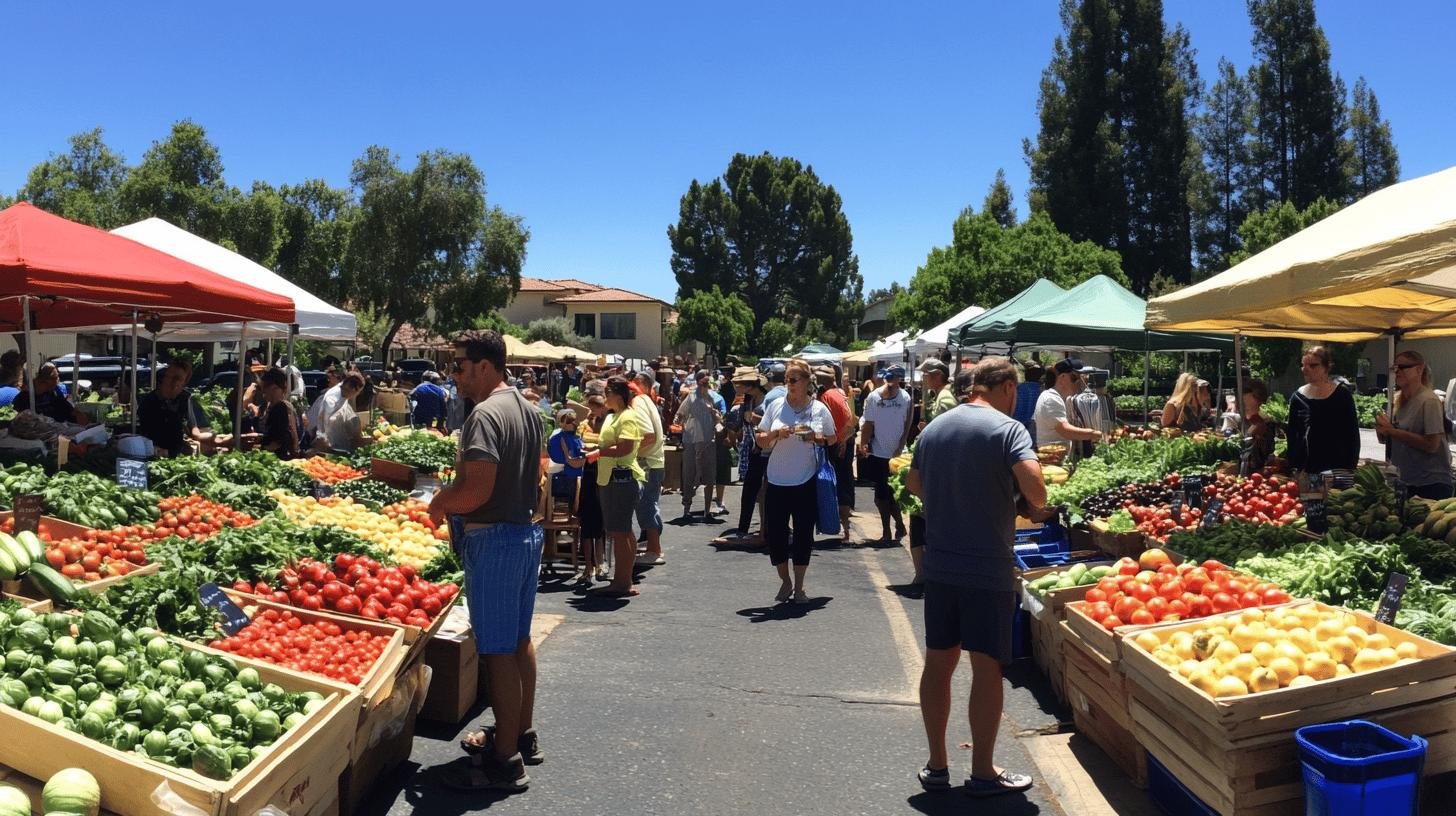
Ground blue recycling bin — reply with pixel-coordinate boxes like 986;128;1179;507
1295;720;1426;816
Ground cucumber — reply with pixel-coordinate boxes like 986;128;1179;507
1088;565;1113;579
25;562;78;606
1067;562;1088;580
0;533;30;574
14;531;43;563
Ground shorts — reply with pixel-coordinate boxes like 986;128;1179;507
600;477;642;534
453;519;544;655
924;581;1015;664
682;441;716;493
715;442;733;485
635;467;664;533
862;455;893;502
909;514;926;549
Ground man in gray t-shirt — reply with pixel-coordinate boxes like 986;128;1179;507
429;331;545;792
906;356;1051;798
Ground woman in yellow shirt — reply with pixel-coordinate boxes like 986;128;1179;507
590;376;645;597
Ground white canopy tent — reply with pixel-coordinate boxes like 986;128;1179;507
905;304;986;358
868;331;909;364
89;218;357;343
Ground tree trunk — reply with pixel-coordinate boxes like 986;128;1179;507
380;320;404;368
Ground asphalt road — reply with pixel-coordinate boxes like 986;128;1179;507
360;484;1078;816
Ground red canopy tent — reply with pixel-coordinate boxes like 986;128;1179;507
0;202;294;330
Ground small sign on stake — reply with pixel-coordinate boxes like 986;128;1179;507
1183;475;1205;509
1375;572;1409;625
199;582;251;635
311;481;335;500
1199;498;1225;528
12;494;43;535
1304;497;1328;534
116;458;149;490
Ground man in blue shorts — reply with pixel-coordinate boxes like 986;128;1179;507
429;330;544;793
907;356;1054;798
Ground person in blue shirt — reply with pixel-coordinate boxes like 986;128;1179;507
1014;362;1044;444
0;350;21;407
410;371;448;429
547;408;587;500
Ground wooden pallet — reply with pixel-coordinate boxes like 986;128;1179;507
222;589;408;710
0;639;359;816
1120;601;1456;815
1031;614;1067;704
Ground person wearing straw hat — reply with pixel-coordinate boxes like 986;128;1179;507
720;368;769;545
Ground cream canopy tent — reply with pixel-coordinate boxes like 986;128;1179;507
1146;165;1456;342
906;304;985;357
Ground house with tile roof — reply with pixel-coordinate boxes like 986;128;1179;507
497;278;690;361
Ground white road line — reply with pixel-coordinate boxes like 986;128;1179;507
858;545;923;699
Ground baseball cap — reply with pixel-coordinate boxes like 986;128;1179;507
918;359;950;377
1053;358;1085;376
884;365;906;380
768;363;786;382
812;365;836;383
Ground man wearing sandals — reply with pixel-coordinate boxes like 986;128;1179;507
429;330;545;793
906;356;1054;798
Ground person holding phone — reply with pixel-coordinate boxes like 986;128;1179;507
756;359;833;604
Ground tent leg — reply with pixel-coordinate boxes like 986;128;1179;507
72;334;80;395
287;324;298;395
1143;333;1151;426
129;310;139;435
149;332;158;390
1234;332;1244;438
1387;334;1397;463
1216;353;1223;422
21;298;35;409
235;323;249;445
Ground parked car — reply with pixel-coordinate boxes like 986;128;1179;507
48;354;155;390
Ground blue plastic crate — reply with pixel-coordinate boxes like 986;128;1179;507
1146;752;1218;816
1296;720;1425;816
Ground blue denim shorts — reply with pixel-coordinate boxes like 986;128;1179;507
451;518;545;654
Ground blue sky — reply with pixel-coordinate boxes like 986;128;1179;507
4;2;1452;304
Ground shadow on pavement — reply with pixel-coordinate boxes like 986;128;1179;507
394;758;525;814
1003;661;1071;722
566;594;632;612
886;582;926;600
735;597;832;622
906;790;1042;815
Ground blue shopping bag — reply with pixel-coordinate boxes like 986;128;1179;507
815;447;840;536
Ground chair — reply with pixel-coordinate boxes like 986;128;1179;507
541;474;581;576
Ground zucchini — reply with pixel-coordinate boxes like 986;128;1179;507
25;562;79;605
0;549;15;581
0;534;29;574
14;531;43;563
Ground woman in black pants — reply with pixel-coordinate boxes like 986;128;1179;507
755;359;834;604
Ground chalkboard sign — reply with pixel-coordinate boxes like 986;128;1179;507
311;481;335;500
11;494;43;535
116;458;149;490
1199;498;1225;528
1305;497;1329;534
199;582;251;635
1182;475;1205;509
1375;572;1409;624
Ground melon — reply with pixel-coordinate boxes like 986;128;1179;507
42;768;100;816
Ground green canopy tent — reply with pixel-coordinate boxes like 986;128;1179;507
952;275;1232;422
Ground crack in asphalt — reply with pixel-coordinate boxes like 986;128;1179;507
711;683;917;709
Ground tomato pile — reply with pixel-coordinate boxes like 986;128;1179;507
1120;473;1304;542
1081;551;1291;630
290;458;366;484
207;607;391;685
234;553;459;628
43;534;147;582
151;495;256;541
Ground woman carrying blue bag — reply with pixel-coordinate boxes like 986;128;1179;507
755;358;834;605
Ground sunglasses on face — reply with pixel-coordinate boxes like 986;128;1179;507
1391;363;1419;372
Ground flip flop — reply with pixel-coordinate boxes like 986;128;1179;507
439;756;529;793
586;586;639;597
966;770;1033;798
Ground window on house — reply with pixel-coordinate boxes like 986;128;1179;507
600;313;636;340
573;314;596;338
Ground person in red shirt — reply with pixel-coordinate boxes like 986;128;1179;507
815;365;857;543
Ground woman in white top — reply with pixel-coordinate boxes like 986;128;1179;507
316;373;369;454
755;358;834;604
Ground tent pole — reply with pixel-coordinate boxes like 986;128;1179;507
149;331;157;389
21;298;35;411
129;310;139;434
1143;332;1151;426
1234;332;1244;438
71;334;80;395
1387;333;1397;463
234;323;249;445
1216;353;1223;424
287;324;297;394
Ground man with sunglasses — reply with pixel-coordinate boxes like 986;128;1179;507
1033;359;1102;457
430;330;544;793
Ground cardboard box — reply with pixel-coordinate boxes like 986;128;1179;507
339;662;428;816
418;628;478;724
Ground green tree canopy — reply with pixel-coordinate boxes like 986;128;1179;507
225;181;285;268
1191;58;1256;275
1026;0;1199;293
344;146;528;360
983;168;1017;228
756;318;797;358
117;120;232;242
891;209;1127;331
273;179;354;304
668;152;864;349
1346;77;1400;199
524;316;594;351
672;286;753;362
18;127;128;228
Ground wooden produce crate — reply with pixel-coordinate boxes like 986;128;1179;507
3;561;159;603
1120;601;1456;815
1087;519;1148;558
230;586;457;658
224;589;409;709
0;510;98;540
1031;613;1067;704
1020;562;1114;621
1063;599;1194;665
3;591;51;612
369;457;416;490
1021;562;1113;704
0;640;358;816
1063;637;1148;789
339;660;429;816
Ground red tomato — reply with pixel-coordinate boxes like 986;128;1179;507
1156;579;1184;600
1201;559;1226;572
1211;592;1239;613
1129;583;1155;603
1113;597;1143;621
1086;601;1113;621
45;548;65;569
1262;588;1290;604
1117;558;1139;577
1096;577;1120;596
1084;588;1109;605
1144;597;1170;619
1130;609;1156;625
335;595;362;615
1238;591;1262;608
1168;599;1190;617
1100;614;1123;631
301;594;324;611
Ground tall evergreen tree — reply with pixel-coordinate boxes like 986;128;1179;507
1026;0;1197;295
983;168;1017;228
1345;77;1400;198
1245;0;1351;208
1191;58;1255;273
17;128;128;228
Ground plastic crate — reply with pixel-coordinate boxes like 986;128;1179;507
1146;752;1218;816
1296;720;1426;816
